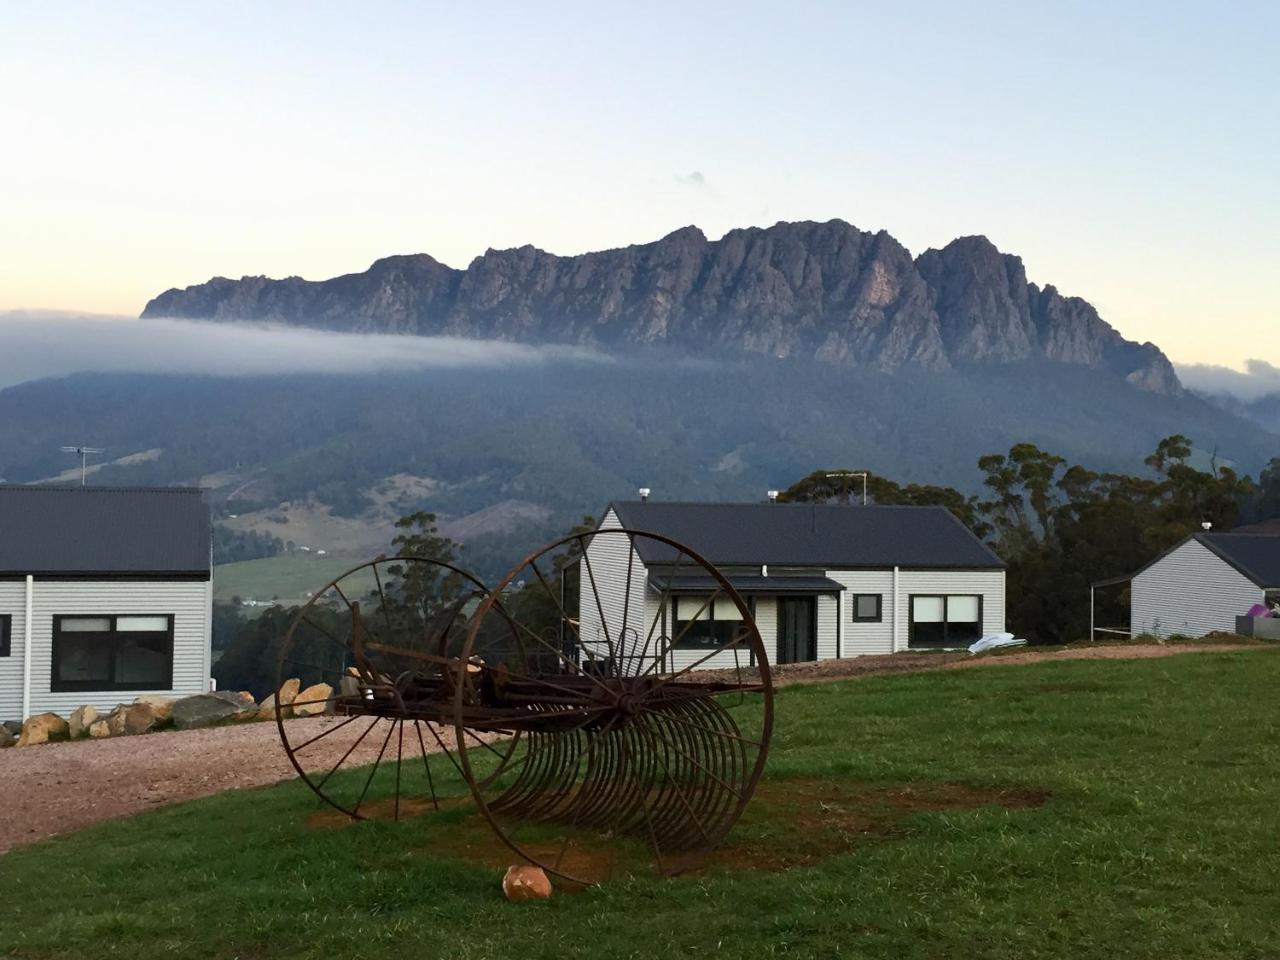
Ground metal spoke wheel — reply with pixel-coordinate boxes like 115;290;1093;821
276;556;522;821
457;528;773;884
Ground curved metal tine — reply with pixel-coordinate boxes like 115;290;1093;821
371;561;398;648
524;555;598;675
551;722;606;872
649;620;756;695
645;715;715;847
629;720;667;875
315;717;381;790
621;532;636;675
634;545;687;677
635;703;765;748
394;720;404;821
640;588;723;680
645;714;747;803
506;615;615;699
577;536;620;677
412;720;440;810
352;718;398;818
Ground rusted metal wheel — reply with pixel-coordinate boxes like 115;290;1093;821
276;556;521;820
456;528;773;884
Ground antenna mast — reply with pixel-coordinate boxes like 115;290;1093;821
59;446;105;486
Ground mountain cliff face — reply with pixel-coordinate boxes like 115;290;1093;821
143;220;1182;394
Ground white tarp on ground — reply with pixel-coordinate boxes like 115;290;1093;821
968;633;1028;655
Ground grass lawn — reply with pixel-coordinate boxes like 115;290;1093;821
3;650;1278;959
213;554;378;609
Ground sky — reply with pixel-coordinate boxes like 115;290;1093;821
1;1;1276;372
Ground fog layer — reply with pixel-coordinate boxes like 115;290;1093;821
0;311;607;388
1175;359;1280;403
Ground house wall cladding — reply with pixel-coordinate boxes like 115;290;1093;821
25;580;211;716
895;569;1006;644
1132;540;1262;638
579;509;651;670
0;580;27;723
827;570;897;656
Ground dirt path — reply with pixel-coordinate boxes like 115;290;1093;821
1;643;1270;855
757;641;1269;687
0;716;477;855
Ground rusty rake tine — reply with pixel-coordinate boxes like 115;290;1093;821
394;720;404;822
412;720;440;811
576;545;621;675
648;626;747;692
635;703;764;747
508;616;614;698
288;713;361;752
622;532;636;672
372;562;397;644
315;717;381;790
353;719;398;818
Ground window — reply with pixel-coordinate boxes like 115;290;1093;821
52;614;174;692
850;594;882;623
0;614;10;657
909;595;982;647
672;595;745;648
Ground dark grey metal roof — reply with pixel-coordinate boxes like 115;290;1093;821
1197;533;1280;589
0;486;210;576
609;501;1003;570
648;574;846;595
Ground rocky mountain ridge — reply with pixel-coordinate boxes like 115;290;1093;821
143;220;1182;394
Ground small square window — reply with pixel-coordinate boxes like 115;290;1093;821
851;594;882;623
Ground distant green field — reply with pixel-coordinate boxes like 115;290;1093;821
3;650;1278;959
213;554;379;609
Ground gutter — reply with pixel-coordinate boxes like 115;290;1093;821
21;574;33;720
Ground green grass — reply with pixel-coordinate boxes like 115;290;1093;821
213;554;378;608
3;651;1279;959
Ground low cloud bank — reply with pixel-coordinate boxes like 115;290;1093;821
1175;358;1280;403
0;311;608;389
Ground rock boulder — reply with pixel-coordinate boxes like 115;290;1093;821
132;696;176;722
124;702;160;735
502;865;552;901
0;726;15;748
88;719;112;738
292;682;334;717
171;693;248;730
69;704;100;739
17;712;69;747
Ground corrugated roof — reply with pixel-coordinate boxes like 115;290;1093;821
0;486;210;576
1197;533;1280;589
648;574;846;594
609;501;1003;569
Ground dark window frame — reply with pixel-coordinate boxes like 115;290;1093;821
0;614;10;657
907;594;984;647
51;613;175;692
850;593;883;623
669;594;753;652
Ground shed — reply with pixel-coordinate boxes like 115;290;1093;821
0;486;212;722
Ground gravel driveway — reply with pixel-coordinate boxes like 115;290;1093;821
0;716;473;855
1;643;1269;855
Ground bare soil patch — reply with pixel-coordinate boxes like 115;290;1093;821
308;777;1049;885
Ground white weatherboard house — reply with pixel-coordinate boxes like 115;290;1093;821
0;486;212;724
1128;532;1280;639
579;501;1006;670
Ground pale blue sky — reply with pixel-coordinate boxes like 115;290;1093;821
2;1;1276;366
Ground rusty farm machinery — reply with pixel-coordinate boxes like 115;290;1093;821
275;528;773;884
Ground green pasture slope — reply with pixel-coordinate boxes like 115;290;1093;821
2;649;1278;959
213;554;378;609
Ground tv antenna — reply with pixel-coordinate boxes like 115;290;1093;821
60;446;104;486
825;471;869;506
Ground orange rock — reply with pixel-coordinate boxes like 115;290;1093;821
502;865;552;902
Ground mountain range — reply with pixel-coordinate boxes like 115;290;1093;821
143;220;1182;395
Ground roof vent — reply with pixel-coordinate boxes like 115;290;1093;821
1202;521;1212;531
638;487;651;502
767;490;779;503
